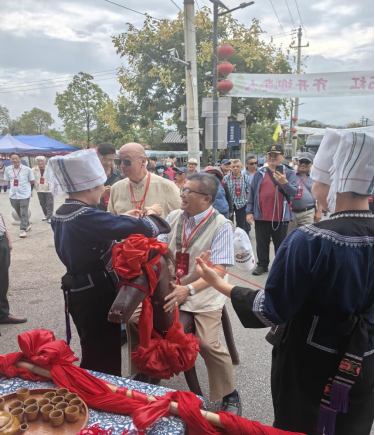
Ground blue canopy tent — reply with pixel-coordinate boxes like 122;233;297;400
9;135;77;153
0;134;53;154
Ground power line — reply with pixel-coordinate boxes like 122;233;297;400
0;70;119;91
269;0;287;38
0;68;118;88
284;0;295;27
0;75;119;94
104;0;165;21
195;0;201;12
263;30;296;39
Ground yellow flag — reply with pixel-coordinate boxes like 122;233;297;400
272;123;281;142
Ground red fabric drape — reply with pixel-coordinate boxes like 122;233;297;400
112;234;200;379
0;329;305;435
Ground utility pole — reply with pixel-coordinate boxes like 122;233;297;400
360;116;369;126
210;0;254;165
184;0;200;169
290;27;309;155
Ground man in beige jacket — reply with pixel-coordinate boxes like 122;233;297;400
128;173;241;415
108;143;181;218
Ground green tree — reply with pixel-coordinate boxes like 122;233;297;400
247;122;276;154
0;105;11;132
112;8;292;139
45;128;66;142
55;72;109;147
19;107;54;134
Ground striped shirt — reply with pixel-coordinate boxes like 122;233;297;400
0;215;6;236
223;173;251;208
158;206;234;266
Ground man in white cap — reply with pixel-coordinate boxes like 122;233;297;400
187;158;198;175
33;156;54;223
108;143;181;218
47;149;170;377
195;129;374;435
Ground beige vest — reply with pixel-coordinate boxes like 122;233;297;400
168;209;230;313
33;167;50;192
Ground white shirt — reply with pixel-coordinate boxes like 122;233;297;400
4;165;35;199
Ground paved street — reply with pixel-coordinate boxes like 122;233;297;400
1;192;276;424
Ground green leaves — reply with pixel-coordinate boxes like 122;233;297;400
55;72;108;147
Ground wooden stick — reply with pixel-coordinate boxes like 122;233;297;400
15;361;224;428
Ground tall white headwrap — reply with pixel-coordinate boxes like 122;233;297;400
46;149;106;197
311;129;374;212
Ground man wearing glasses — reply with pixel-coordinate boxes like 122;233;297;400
288;152;323;232
127;173;241;415
108;143;181;218
244;155;258;183
96;143;122;211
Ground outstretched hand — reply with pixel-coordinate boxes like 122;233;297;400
195;251;221;287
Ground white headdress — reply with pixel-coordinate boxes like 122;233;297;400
311;129;374;212
46;149;106;196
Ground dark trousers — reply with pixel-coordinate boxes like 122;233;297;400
37;192;54;219
0;185;7;193
0;236;10;319
231;204;247;231
10;198;30;231
255;220;289;267
67;276;122;377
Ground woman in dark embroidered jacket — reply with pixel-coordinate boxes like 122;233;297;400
195;131;374;435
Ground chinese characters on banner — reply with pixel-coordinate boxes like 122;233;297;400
227;71;374;98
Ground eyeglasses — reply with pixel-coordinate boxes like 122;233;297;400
299;160;312;165
181;187;208;197
247;162;257;166
114;156;143;166
100;158;115;164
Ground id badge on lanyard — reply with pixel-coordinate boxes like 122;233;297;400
13;179;19;187
175;252;190;276
235;188;242;197
40;177;45;185
103;194;110;207
294;185;303;199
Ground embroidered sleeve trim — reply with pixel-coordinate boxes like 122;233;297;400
143;216;158;238
52;206;90;222
300;225;374;247
252;291;276;327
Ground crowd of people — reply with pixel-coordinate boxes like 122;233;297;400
0;132;373;435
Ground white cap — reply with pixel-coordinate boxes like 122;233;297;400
188;158;198;165
233;227;255;271
46;149;106;194
311;129;342;186
327;131;374;211
312;129;374;212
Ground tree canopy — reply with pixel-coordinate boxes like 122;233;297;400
112;8;292;138
18;107;54;135
55;72;109;147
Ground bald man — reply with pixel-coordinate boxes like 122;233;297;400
108;143;181;218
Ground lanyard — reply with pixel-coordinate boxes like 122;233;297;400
230;173;243;188
181;207;214;252
129;172;151;211
12;165;22;178
298;175;308;187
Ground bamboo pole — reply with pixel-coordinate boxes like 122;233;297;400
15;361;224;428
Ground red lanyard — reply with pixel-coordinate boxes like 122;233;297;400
129;172;151;211
297;175;308;188
181;207;214;251
230;173;243;188
12;165;22;178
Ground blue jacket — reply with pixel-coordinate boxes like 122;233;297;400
246;165;298;222
213;183;230;214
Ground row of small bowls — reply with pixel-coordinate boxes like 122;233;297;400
1;388;83;427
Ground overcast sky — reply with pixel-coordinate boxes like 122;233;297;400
0;0;373;130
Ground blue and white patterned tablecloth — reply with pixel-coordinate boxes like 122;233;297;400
0;371;205;434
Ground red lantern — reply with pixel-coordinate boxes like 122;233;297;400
291;128;298;133
217;80;233;92
292;117;298;122
217;62;234;75
217;45;234;57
